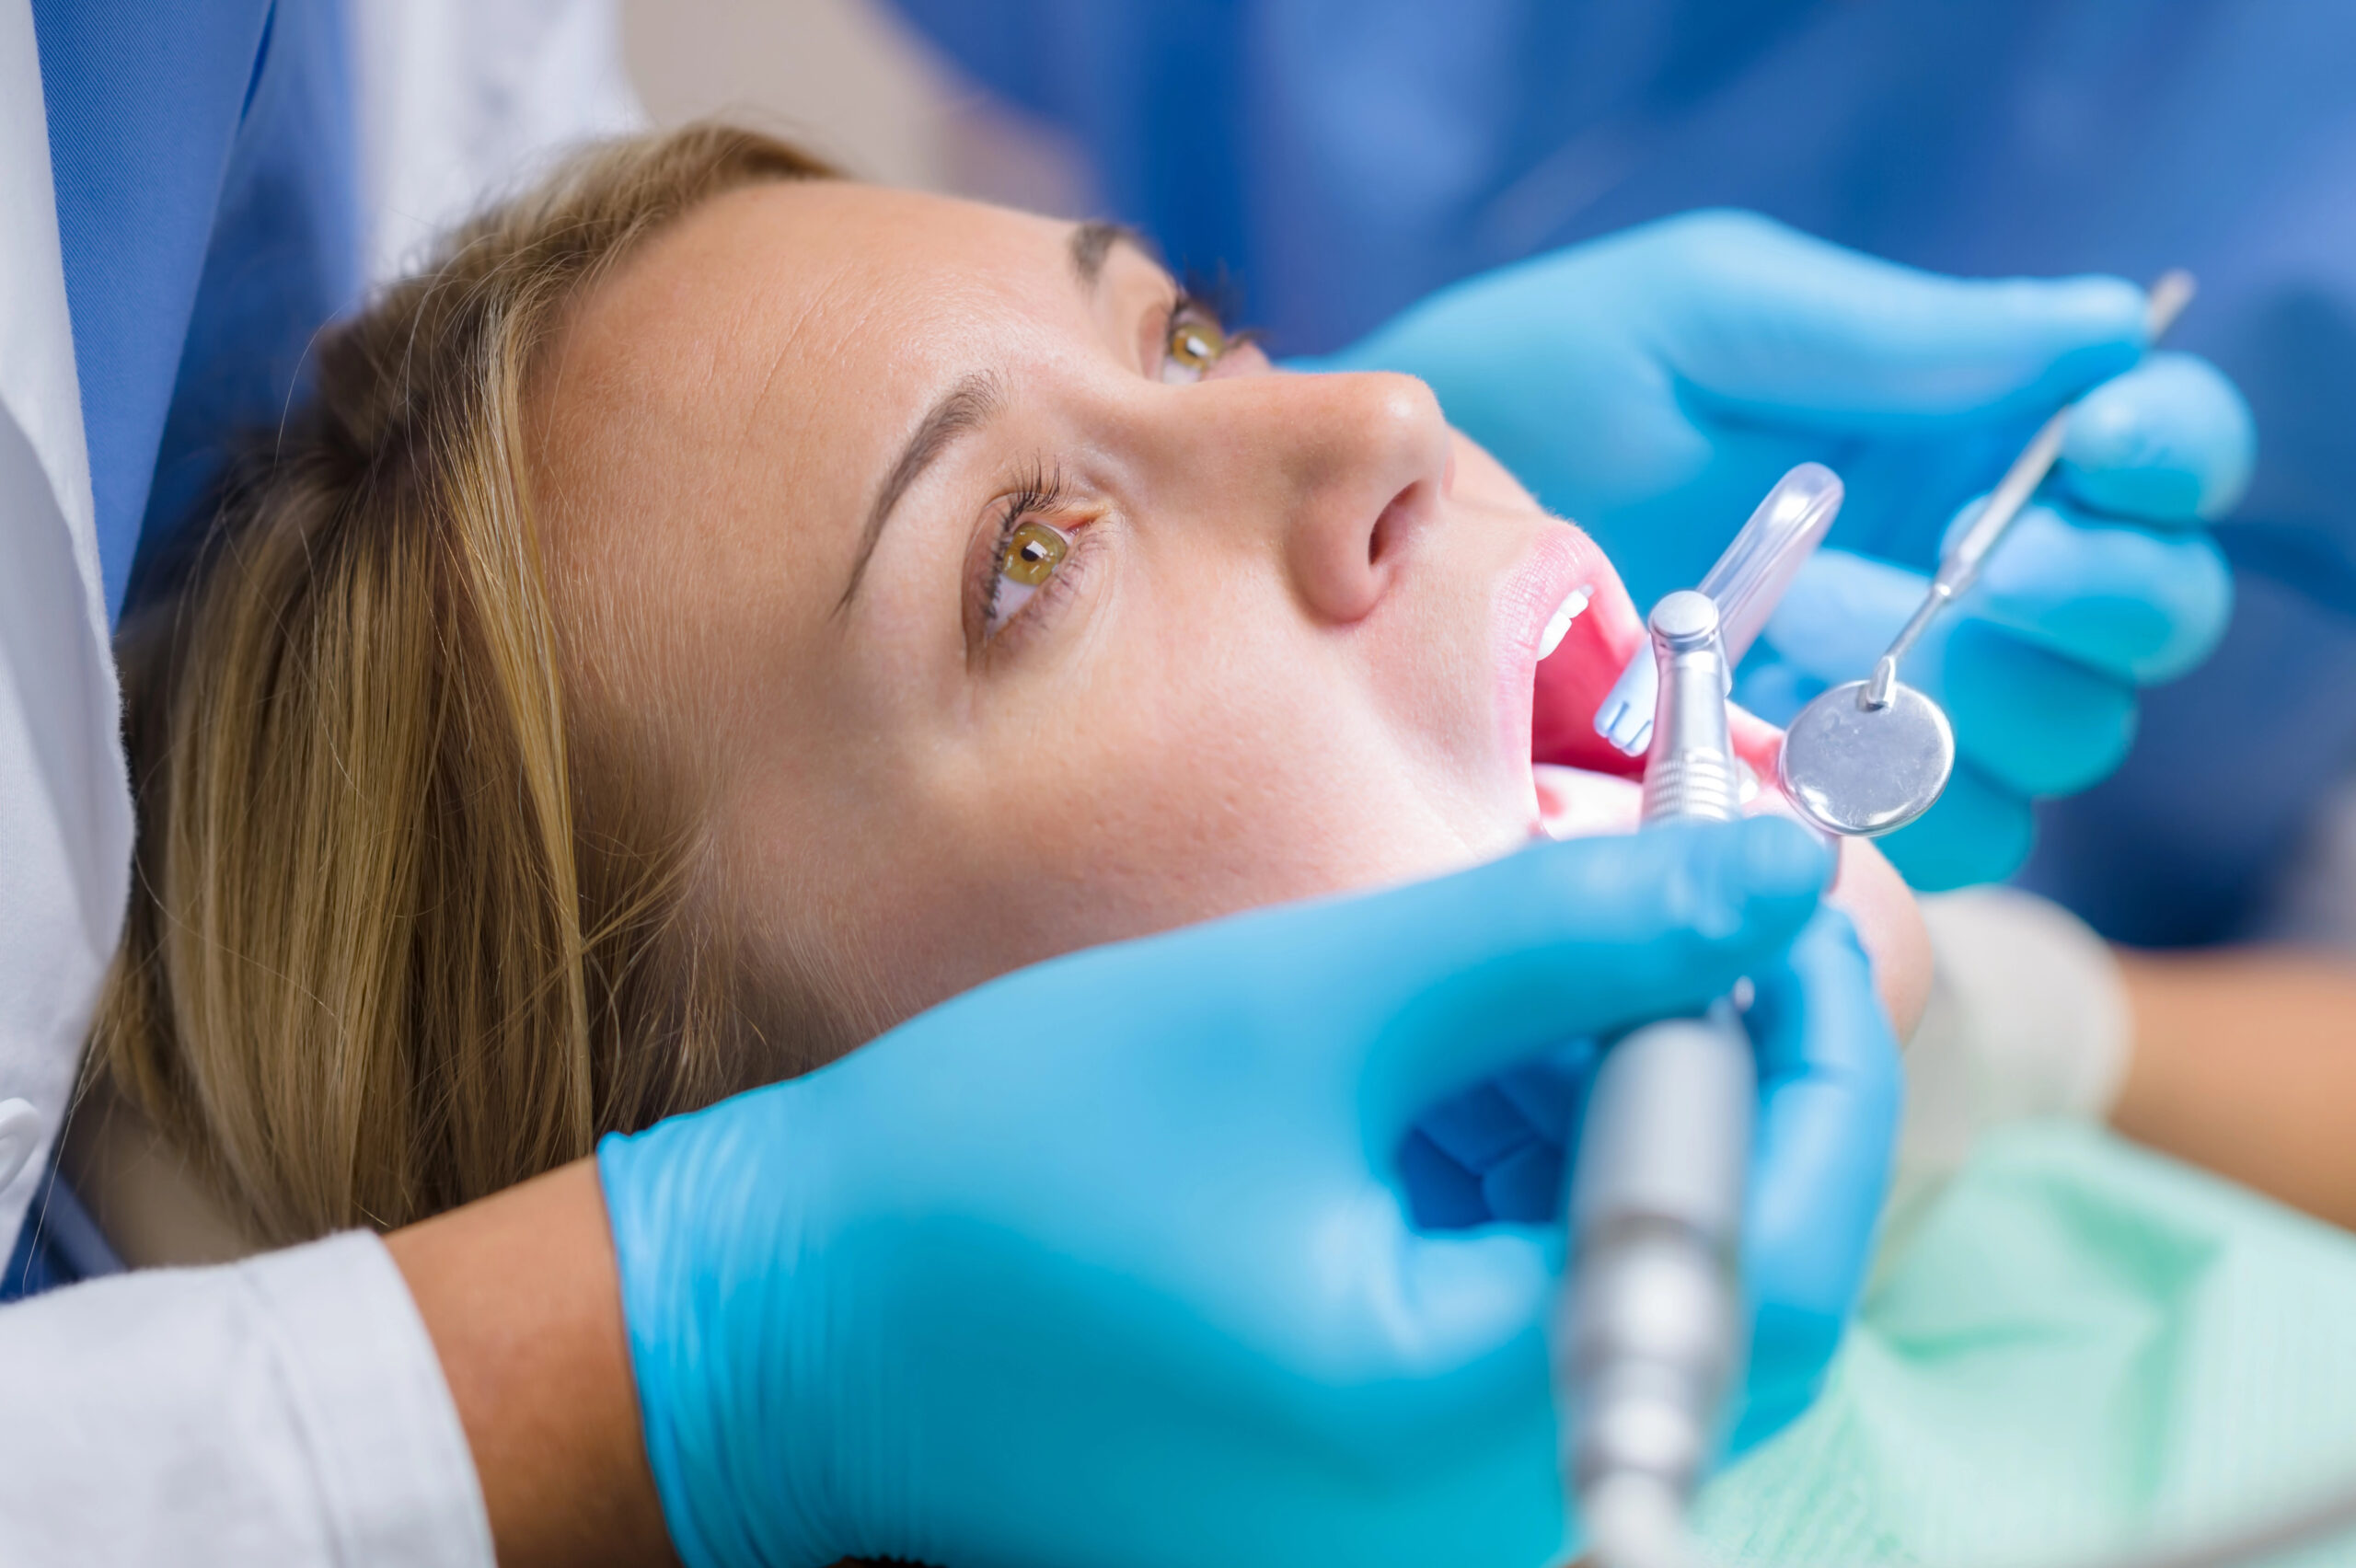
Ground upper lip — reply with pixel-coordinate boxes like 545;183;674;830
1495;522;1646;791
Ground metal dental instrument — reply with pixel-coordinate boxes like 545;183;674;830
1557;584;2356;1568
1778;270;2198;838
1594;463;1846;756
1553;584;2356;1568
1558;588;1754;1568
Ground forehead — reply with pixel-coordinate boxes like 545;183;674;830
524;180;1148;740
545;181;1106;455
528;179;1158;628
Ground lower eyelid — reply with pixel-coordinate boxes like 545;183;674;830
984;515;1099;651
990;575;1045;627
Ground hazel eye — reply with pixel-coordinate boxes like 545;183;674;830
987;517;1071;634
1161;306;1229;383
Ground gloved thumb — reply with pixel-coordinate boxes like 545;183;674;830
1340;817;1828;1154
1656;211;2146;432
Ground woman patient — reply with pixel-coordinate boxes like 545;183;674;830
88;123;1925;1249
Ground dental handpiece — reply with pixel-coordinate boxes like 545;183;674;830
1593;463;1845;756
1556;590;1755;1568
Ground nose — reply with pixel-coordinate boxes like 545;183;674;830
1192;370;1456;624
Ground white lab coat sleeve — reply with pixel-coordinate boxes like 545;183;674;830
1896;884;2132;1193
0;0;134;1255
0;1232;495;1566
0;8;495;1562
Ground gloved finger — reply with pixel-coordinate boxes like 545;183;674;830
2060;352;2257;525
1730;646;1827;730
1877;761;2036;892
1762;547;1940;687
1406;1082;1553;1229
1948;498;2233;684
1402;917;1900;1458
1764;532;2210;797
1346;819;1826;1156
1399;1126;1497;1229
1375;1233;1568;1564
1483;1042;1597;1220
1657;211;2144;433
1402;1039;1600;1228
1416;1081;1550;1183
1735;911;1903;1449
1392;1225;1565;1372
1942;621;2137;798
1771;511;2230;694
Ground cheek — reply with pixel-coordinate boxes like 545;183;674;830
1750;791;1928;1039
906;638;1506;993
969;694;1444;933
1826;836;1932;1041
1449;428;1541;512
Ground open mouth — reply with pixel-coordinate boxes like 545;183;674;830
1530;585;1651;780
1496;522;1649;797
1502;522;1790;840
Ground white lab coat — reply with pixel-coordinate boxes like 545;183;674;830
0;1;637;1559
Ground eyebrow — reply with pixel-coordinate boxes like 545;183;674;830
834;224;1144;616
837;370;1005;614
1068;219;1141;290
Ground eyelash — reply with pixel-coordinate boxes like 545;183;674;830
1175;271;1247;338
1161;287;1252;383
968;290;1249;653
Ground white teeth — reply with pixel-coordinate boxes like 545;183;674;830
1537;584;1593;661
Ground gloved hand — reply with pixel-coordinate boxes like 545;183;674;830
598;819;1897;1568
1320;210;2257;889
1404;907;1903;1454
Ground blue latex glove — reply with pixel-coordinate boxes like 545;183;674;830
1320;211;2256;890
599;819;1896;1568
1405;908;1900;1455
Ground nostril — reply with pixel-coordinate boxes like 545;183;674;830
1368;482;1421;568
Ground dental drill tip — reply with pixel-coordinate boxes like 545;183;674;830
1648;589;1721;646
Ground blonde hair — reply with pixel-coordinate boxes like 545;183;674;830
94;124;837;1245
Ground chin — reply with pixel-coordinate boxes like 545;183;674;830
1530;757;1931;1042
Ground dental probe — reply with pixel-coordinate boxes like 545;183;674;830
1862;269;2196;712
1557;589;1754;1568
1778;270;2197;837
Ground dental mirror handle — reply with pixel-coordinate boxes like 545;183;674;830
1560;592;1753;1568
1864;270;2196;709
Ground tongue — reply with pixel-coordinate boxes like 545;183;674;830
1530;579;1648;780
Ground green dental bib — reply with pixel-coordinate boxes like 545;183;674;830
1696;1124;2356;1567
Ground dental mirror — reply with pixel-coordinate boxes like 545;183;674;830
1778;268;2197;839
1777;657;1956;837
